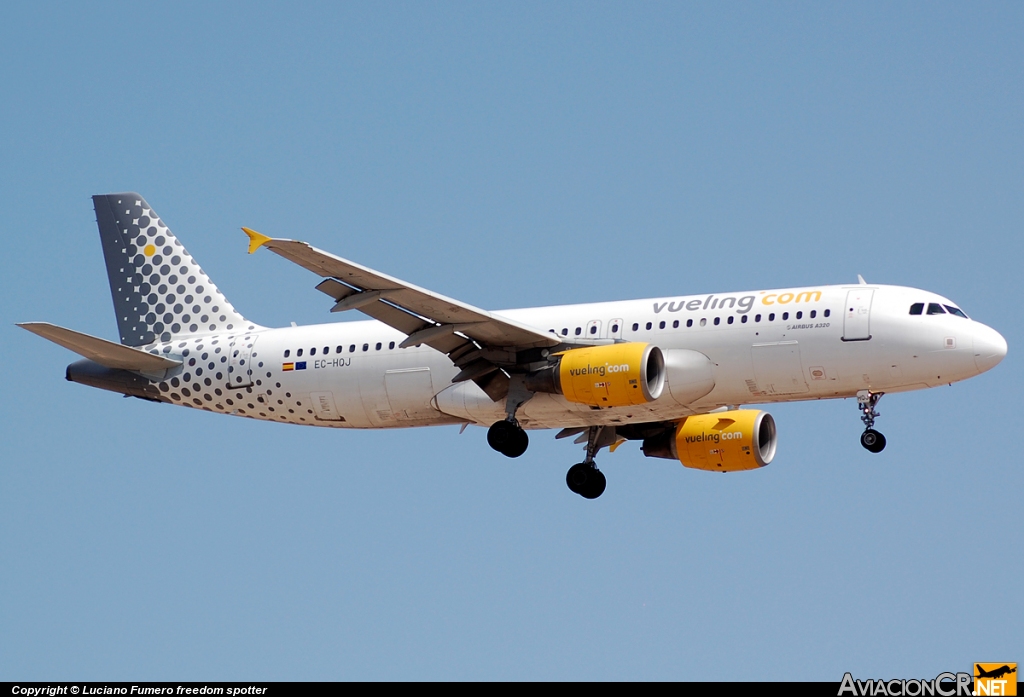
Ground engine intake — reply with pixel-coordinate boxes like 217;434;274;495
524;342;665;407
642;410;777;472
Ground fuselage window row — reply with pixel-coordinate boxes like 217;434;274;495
626;308;830;333
554;306;833;341
283;340;399;358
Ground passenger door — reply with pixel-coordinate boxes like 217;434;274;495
227;334;258;388
843;289;874;341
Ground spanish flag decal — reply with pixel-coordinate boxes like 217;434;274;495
282;363;294;371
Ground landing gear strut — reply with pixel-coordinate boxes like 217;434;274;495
487;376;532;458
565;426;608;499
857;390;886;453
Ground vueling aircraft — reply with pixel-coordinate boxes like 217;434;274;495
20;193;1008;499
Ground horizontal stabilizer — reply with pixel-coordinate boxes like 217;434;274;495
17;322;182;372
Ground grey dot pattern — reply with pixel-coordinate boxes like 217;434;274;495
93;193;254;347
153;337;328;427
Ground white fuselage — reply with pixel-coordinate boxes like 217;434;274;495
148;283;1006;431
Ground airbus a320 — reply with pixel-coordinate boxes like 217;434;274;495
20;193;1008;499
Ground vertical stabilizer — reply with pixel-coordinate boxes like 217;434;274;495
93;193;256;346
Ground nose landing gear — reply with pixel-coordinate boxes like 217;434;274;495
857;390;886;453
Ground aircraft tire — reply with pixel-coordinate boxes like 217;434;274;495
860;429;886;453
487;420;528;458
581;469;606;499
566;463;606;499
504;428;529;458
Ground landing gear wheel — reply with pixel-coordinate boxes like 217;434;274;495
860;429;886;453
487;420;529;458
566;463;606;499
505;428;529;458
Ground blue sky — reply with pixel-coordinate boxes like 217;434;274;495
1;2;1020;680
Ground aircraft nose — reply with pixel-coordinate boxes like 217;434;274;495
973;323;1008;373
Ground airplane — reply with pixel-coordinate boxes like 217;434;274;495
19;193;1008;499
975;665;1016;680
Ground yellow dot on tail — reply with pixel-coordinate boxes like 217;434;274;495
143;244;156;257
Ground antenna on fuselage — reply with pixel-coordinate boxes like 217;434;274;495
857;274;867;285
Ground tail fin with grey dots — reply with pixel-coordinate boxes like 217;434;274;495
93;193;259;346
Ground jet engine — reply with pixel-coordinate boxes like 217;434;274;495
524;342;665;408
641;410;777;472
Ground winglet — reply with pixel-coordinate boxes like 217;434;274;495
242;227;272;254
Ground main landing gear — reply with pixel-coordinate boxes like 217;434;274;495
485;377;609;499
487;419;529;458
565;426;614;499
857;390;886;453
487;375;532;458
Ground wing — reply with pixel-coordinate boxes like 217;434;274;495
243;229;561;400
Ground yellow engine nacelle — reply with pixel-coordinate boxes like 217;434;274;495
642;410;777;472
526;343;665;407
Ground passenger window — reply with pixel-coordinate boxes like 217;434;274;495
909;303;924;315
362;343;369;351
349;344;356;353
389;341;395;349
927;303;946;315
284;349;290;358
944;305;968;318
632;323;639;331
336;346;342;354
611;323;619;333
590;325;597;334
824;309;831;318
310;347;317;356
700;318;707;326
810;310;816;319
755;314;761;322
645;322;652;330
561;328;568;336
727;316;734;325
796;311;802;319
672;320;679;328
575;327;582;336
769;313;775;321
686;319;693;328
323;346;329;355
297;348;303;357
782;312;789;320
376;342;382;350
741;315;748;323
659;321;665;329
713;317;720;326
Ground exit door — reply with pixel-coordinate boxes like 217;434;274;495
843;289;874;341
227;334;258;388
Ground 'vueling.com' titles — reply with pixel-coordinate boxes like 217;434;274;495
653;290;823;315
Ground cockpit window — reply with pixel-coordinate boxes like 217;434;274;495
927;303;946;315
909;303;924;315
944;305;968;318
